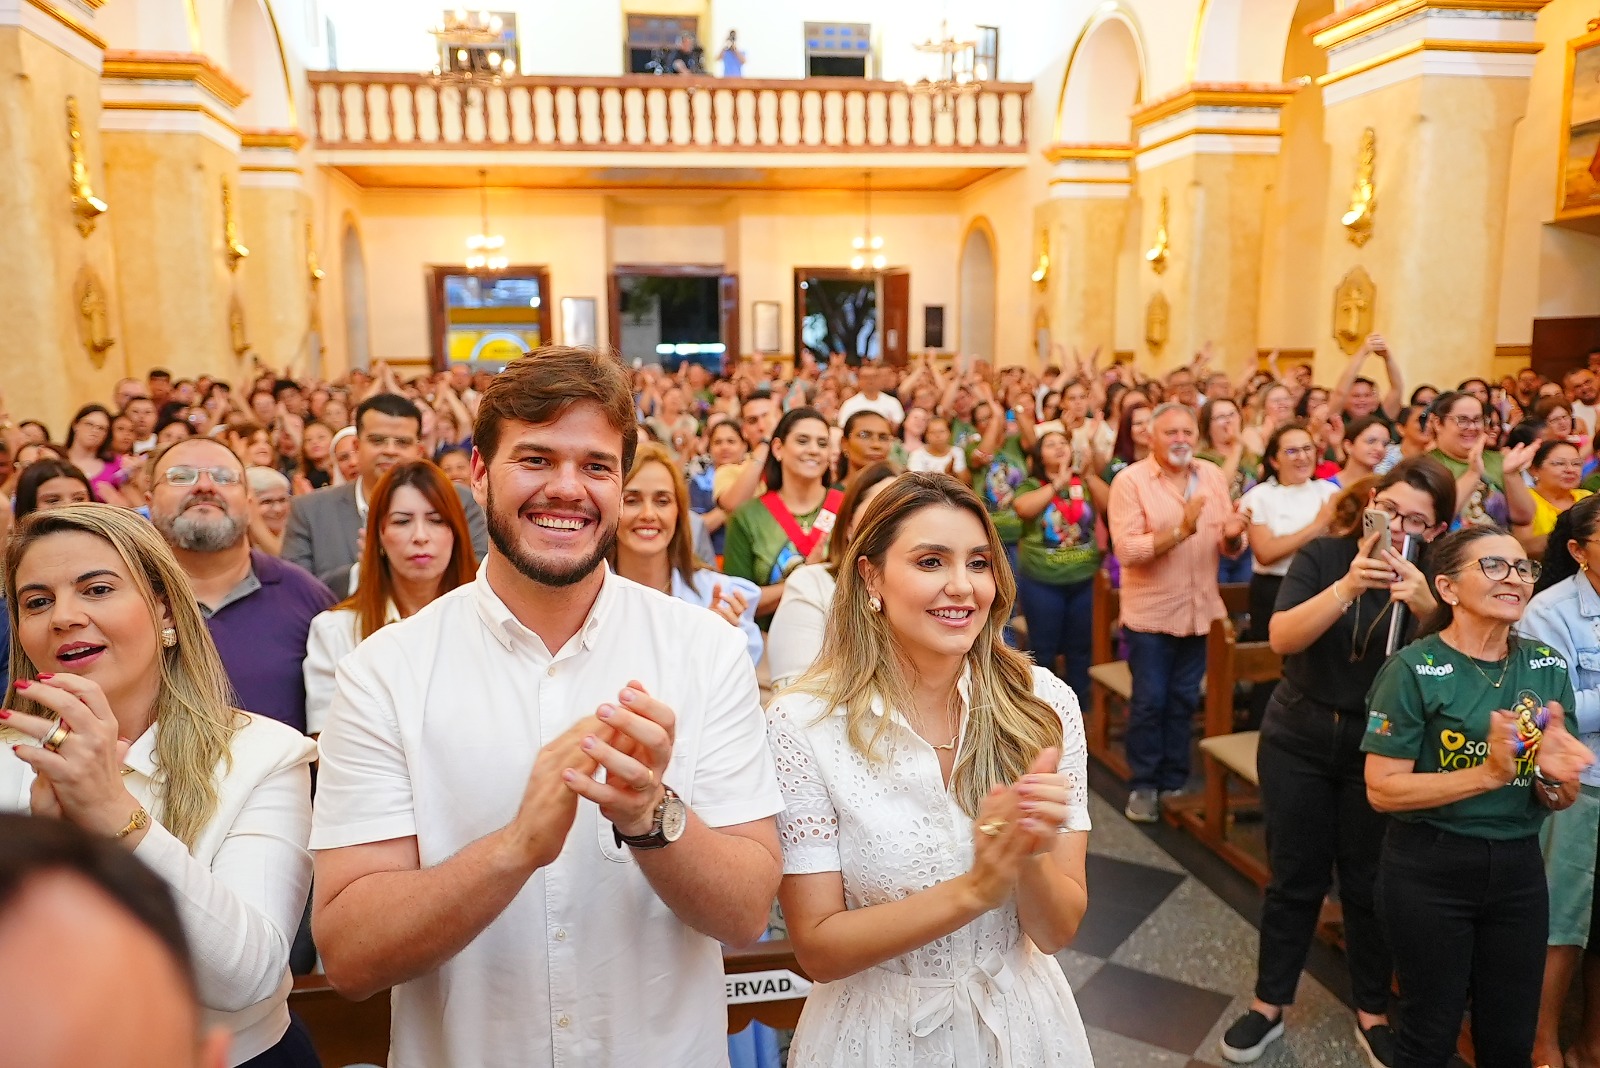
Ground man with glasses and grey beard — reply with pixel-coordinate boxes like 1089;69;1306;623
149;436;334;734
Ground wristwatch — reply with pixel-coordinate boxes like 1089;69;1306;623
613;786;687;850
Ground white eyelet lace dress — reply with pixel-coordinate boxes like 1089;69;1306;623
767;666;1095;1068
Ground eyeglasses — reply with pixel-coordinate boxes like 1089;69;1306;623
1444;415;1483;430
362;434;418;450
161;465;241;487
853;430;894;444
1473;556;1541;583
1369;498;1433;535
1279;444;1318;460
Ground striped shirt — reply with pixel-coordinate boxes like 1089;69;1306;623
1109;456;1237;636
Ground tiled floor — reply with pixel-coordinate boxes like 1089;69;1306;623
1062;791;1379;1067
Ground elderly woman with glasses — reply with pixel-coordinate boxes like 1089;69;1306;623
1362;527;1594;1065
1427;390;1538;530
1220;458;1455;1063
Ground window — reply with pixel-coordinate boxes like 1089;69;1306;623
428;269;550;370
975;25;998;81
626;14;700;75
437;10;518;78
804;22;871;78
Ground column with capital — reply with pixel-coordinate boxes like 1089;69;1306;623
1308;0;1546;388
1129;84;1296;377
1036;143;1136;360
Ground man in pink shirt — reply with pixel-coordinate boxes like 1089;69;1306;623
1109;403;1248;823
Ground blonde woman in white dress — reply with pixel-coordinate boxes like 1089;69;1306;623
768;472;1094;1067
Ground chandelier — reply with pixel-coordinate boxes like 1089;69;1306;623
429;9;516;85
466;169;507;271
905;19;984;113
850;172;886;272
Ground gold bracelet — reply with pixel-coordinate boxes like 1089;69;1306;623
112;806;150;840
1331;580;1355;612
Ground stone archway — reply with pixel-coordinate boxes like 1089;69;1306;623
225;0;295;129
1187;0;1306;84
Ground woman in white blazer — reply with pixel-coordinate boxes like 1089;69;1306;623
302;461;479;737
0;504;320;1068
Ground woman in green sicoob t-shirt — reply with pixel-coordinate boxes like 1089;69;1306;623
1362;527;1593;1065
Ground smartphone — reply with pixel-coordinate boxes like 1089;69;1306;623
1362;508;1392;557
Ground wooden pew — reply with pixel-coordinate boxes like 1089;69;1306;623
289;942;813;1065
1087;576;1251;782
1169;612;1281;887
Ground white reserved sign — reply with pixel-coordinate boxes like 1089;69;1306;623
724;968;812;1005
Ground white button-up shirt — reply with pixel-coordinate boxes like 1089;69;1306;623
1;713;316;1066
310;565;784;1068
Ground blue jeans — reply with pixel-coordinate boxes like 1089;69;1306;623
1015;572;1093;709
1123;629;1208;792
1218;552;1252;585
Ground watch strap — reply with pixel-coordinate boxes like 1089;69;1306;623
613;787;678;850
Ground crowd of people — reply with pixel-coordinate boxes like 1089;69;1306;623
3;338;1600;1068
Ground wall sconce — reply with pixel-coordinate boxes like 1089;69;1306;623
76;268;115;364
1341;128;1376;248
1145;192;1169;275
1031;230;1050;289
229;296;251;358
222;179;249;271
66;98;108;237
306;221;325;286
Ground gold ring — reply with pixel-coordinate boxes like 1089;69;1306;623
977;818;1006;837
41;722;71;754
635;768;655;792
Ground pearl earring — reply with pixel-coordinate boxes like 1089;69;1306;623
868;596;882;612
160;627;178;649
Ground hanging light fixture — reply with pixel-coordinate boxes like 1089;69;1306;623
429;9;517;86
905;16;984;113
850;171;886;272
466;169;507;271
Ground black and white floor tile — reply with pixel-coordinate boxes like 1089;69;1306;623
1062;791;1377;1066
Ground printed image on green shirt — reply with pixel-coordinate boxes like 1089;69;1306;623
1016;477;1101;586
723;498;824;590
1362;633;1575;840
966;434;1028;545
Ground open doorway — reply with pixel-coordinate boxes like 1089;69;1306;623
793;267;909;367
609;265;738;372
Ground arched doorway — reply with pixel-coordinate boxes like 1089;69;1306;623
342;221;371;372
959;221;997;361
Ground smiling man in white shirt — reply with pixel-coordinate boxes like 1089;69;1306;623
309;346;783;1068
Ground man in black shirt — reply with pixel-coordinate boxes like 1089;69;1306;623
672;32;704;74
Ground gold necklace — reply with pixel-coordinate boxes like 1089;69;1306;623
1465;655;1512;689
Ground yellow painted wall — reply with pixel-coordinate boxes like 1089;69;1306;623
0;29;127;434
1498;0;1600;345
237;184;315;375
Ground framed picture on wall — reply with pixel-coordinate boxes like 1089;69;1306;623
924;305;946;350
753;300;781;353
561;297;597;348
1559;25;1600;219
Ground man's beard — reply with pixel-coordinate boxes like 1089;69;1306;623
1165;445;1193;468
156;497;245;553
486;483;617;589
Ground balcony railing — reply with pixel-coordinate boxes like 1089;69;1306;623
309;72;1030;153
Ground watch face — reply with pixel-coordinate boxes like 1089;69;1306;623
660;793;688;842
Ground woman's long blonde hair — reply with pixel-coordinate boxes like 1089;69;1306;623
5;505;241;848
609;441;706;590
791;473;1063;818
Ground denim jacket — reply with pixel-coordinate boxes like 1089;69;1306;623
1519;573;1600;787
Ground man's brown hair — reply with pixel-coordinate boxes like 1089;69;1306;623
473;347;638;472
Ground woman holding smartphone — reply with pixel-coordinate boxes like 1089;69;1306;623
1221;458;1455;1064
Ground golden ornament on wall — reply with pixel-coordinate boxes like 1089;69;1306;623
1146;291;1170;354
1341;128;1376;248
1031;230;1050;289
229;295;252;359
66;98;108;237
74;267;115;365
222;179;249;271
1145;192;1170;275
1332;266;1376;355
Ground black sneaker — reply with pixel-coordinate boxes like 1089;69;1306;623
1219;1009;1284;1063
1355;1020;1396;1068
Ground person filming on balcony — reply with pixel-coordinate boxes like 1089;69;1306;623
718;30;745;77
